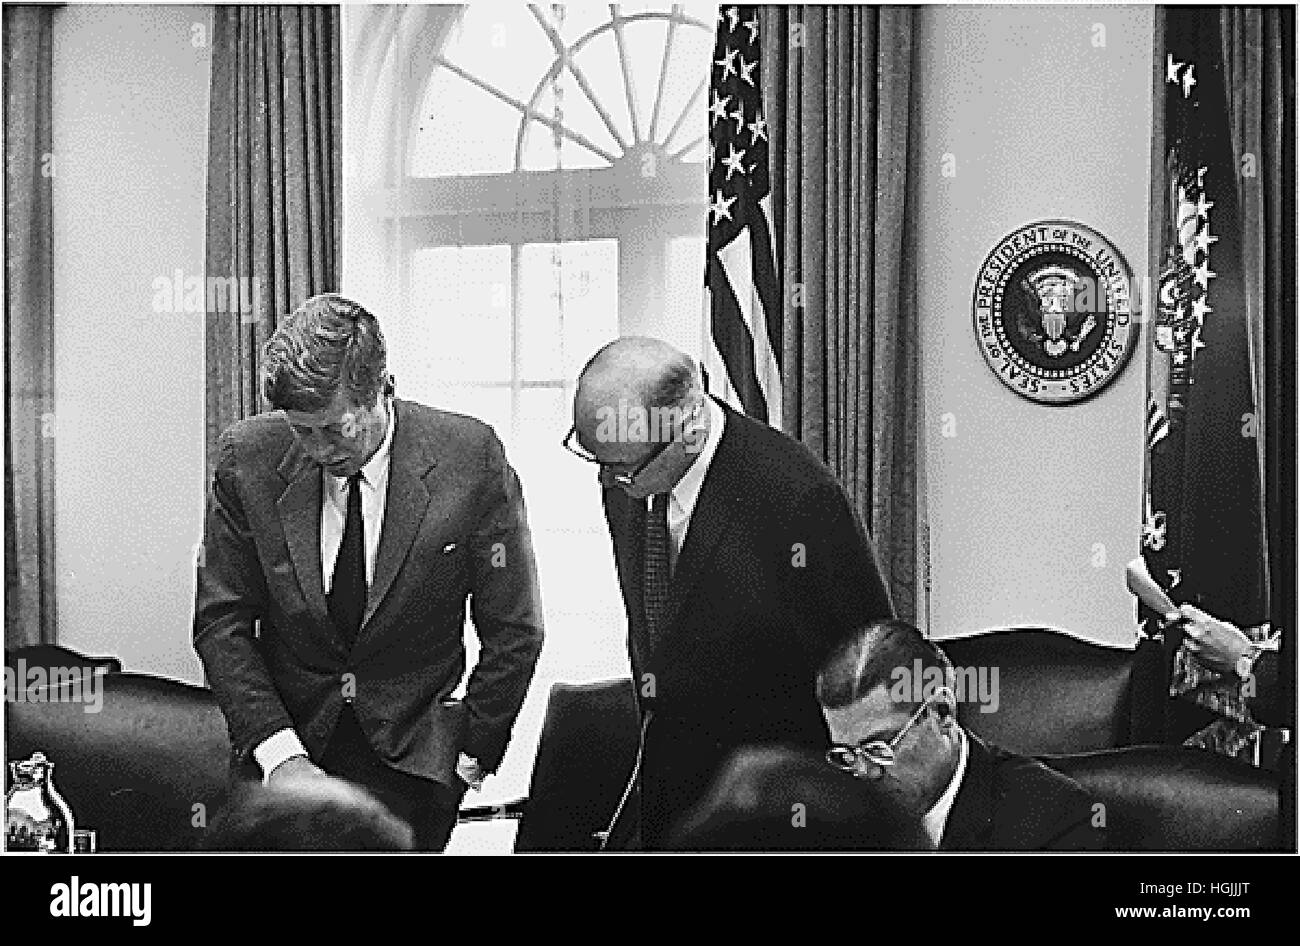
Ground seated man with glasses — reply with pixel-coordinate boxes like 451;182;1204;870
817;620;1105;850
566;336;895;849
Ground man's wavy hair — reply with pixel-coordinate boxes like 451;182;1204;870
261;294;391;413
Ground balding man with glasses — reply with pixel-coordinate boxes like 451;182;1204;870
565;336;894;849
817;620;1105;850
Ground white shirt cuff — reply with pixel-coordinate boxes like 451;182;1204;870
455;752;485;790
253;729;309;783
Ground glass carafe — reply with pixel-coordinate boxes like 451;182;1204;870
5;752;75;853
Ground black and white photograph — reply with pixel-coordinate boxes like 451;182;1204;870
2;0;1295;896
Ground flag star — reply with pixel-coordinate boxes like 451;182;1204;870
1174;326;1189;343
1196;191;1213;218
730;105;746;134
1193;260;1216;290
708;90;731;126
1194;228;1218;254
726;6;740;31
1196;166;1208;187
722;142;747;181
715;46;738;81
1191;326;1206;352
738;55;757;86
1173;350;1188;365
1191;296;1211;322
748;111;768;144
743;15;760;44
1168;569;1182;587
709;188;737;224
1166;54;1184;84
1181;63;1196;98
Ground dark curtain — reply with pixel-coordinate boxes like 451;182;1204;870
4;5;57;648
759;6;919;622
1232;1;1296;836
205;4;342;476
1143;7;1293;776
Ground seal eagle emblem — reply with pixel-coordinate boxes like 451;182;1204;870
973;220;1137;404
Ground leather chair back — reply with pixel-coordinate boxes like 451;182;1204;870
5;672;231;851
513;679;639;851
6;643;122;675
939;628;1165;755
1045;746;1279;850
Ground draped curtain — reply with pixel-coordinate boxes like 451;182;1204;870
1144;6;1294;770
4;4;57;648
1228;7;1296;758
205;4;342;475
759;6;919;622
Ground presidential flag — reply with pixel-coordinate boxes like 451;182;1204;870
1141;8;1277;765
703;4;782;428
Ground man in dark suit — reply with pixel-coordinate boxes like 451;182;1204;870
565;337;894;849
194;294;544;851
817;620;1105;850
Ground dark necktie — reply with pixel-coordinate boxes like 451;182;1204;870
328;473;366;648
642;492;671;656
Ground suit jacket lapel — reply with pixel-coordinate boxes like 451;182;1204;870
362;400;437;631
276;442;331;627
940;732;994;850
659;410;742;635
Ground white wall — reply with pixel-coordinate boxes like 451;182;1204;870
915;5;1153;646
51;5;212;683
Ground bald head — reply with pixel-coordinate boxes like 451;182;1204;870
575;337;699;427
568;337;710;497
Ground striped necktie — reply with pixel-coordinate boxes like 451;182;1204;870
642;492;672;655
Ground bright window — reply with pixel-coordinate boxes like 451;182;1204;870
343;3;716;843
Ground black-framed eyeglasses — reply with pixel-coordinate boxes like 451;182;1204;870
562;426;674;489
825;687;954;776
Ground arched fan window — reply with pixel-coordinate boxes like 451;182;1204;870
343;2;715;844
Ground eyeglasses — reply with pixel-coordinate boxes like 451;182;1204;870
825;687;953;776
561;427;673;489
562;401;703;489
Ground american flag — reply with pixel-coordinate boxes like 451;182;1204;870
1141;9;1275;766
703;4;782;428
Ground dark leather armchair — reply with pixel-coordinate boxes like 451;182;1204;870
6;643;123;676
939;628;1166;755
5;672;230;851
510;680;641;851
1046;746;1279;850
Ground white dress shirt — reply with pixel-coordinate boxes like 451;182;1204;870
922;727;969;848
661;395;726;568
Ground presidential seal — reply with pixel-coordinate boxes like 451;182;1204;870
973;220;1137;404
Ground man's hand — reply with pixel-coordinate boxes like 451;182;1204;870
266;754;328;784
1178;603;1253;677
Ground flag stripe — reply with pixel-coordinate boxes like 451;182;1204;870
750;193;782;371
717;220;782;429
708;255;769;419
